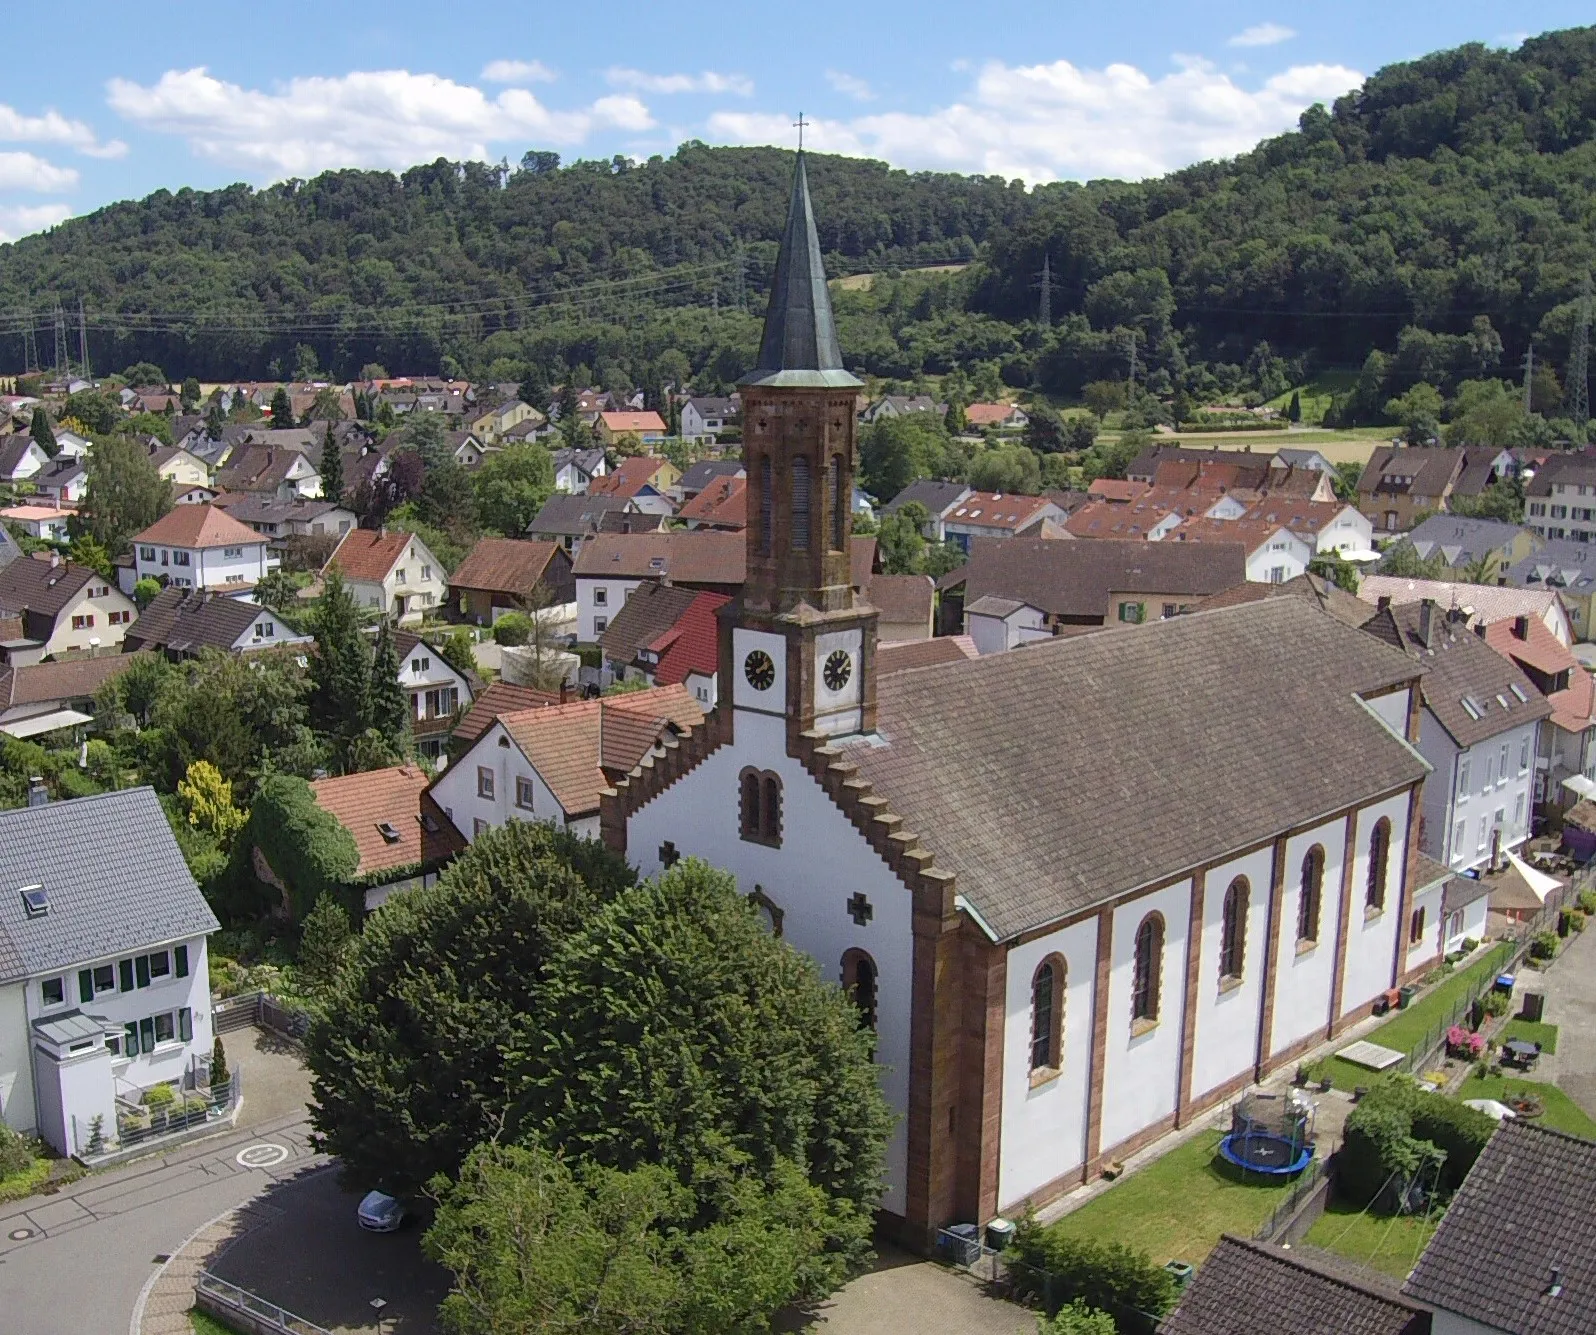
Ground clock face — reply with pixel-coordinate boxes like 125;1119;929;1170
744;649;776;691
823;649;853;692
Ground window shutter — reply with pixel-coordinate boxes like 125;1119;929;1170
79;969;94;1004
119;959;134;992
124;1022;139;1057
179;1008;193;1042
135;955;151;988
140;1017;155;1051
174;945;189;978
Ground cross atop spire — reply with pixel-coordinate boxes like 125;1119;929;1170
744;151;862;389
793;111;808;150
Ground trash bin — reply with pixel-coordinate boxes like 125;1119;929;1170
940;1223;981;1268
1164;1260;1195;1291
1399;985;1417;1009
985;1217;1016;1253
1522;991;1546;1022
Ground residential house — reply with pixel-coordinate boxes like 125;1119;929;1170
213;446;320;501
961;402;1028;431
572;530;745;641
595;508;669;537
549;447;609;495
1171;517;1316;584
1404;1120;1596;1335
1363;599;1550;869
448;537;575;625
0;435;50;483
146;445;211;491
1085;478;1150;504
49;430;90;462
598;582;701;683
309;764;465;911
171;483;219;507
0;555;138;658
1357;577;1574;645
862;394;943;423
677;459;746;502
595;410;667;445
1505;539;1596;641
965;595;1050;654
677;474;747;530
211;495;357;548
881;480;971;543
1268;447;1338;477
1237;498;1375;558
0;787;219;1155
469;398;542;443
1483;613;1596;814
1523;450;1596;543
866;574;934;642
1407;514;1540;579
131;506;274;593
939;537;1247;635
432;685;705;841
942;491;1071;552
1439;873;1491;955
1355;445;1513;534
1160;1235;1431;1335
1125;444;1279;487
679;395;739;440
600;587;729;705
0;505;72;542
0;653;145;738
527;493;645;552
449;680;563;754
587;455;681;514
121;587;310;659
33;459;87;507
394;630;475;759
1196;571;1376;629
324;528;447;625
441;430;491;469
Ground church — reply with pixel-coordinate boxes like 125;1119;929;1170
600;154;1435;1247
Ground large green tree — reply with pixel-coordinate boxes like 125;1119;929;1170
319;432;344;502
308;567;371;749
73;432;172;555
28;406;55;456
858;414;955;502
269;386;294;425
473;444;555;536
362;619;410;756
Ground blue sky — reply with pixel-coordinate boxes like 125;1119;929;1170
0;2;1587;241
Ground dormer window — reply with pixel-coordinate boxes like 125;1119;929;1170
20;885;47;917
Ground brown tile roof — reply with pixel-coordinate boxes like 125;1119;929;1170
1405;1120;1596;1333
945;490;1055;531
495;685;705;816
572;531;745;585
451;681;562;748
1362;601;1552;748
134;504;262;550
1484;614;1596;735
449;538;563;596
310;764;464;877
588;454;672;497
845;598;1427;939
866;573;933;627
0;556;96;623
962;401;1018;427
599;582;702;665
1086;478;1149;502
952;537;1246;620
326;527;414;582
677;475;747;528
851;536;878;588
877;635;978;674
1163;1236;1430;1335
0;652;150;709
1197;572;1372;628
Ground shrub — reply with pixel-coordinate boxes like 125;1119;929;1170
1579;889;1596;916
1006;1216;1178;1335
1481;988;1510;1018
1338;1077;1495;1206
1461;936;1480;952
492;611;533;646
1040;1301;1118;1335
1530;930;1559;961
0;1123;33;1179
1562;908;1586;934
141;1083;176;1110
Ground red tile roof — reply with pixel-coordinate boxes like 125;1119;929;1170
133;504;262;549
1087;478;1150;502
963;402;1018;427
877;635;978;673
598;411;667;435
677;475;747;528
945;491;1054;531
449;538;562;595
326;528;414;582
648;591;731;686
588;455;674;499
310;764;464;876
451;681;563;748
571;530;745;585
1483;614;1596;735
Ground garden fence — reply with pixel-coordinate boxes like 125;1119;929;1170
214;990;312;1041
1253;1151;1332;1242
195;1270;331;1335
83;1066;243;1157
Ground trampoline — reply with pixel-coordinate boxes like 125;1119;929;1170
1217;1091;1316;1176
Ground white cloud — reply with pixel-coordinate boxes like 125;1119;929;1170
0;201;72;242
106;68;656;177
1228;22;1296;48
480;59;556;85
825;70;875;102
0;150;78;192
706;55;1361;183
0;102;125;158
606;68;753;97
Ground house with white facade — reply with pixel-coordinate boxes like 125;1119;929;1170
965;595;1050;655
550;447;609;495
1363;599;1549;870
131;505;275;591
0;435;50;484
34;459;88;507
680;395;740;440
599;152;1436;1250
0;504;72;542
1483;613;1596;814
433;685;704;841
325;528;447;625
571;531;744;642
0;786;218;1156
0;555;139;657
881;480;971;543
392;630;475;760
121;586;311;660
1172;517;1316;583
942;491;1070;552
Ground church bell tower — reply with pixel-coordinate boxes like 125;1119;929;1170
724;151;878;740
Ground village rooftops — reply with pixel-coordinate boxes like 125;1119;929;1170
0;653;148;714
572;531;745;586
1507;539;1596;595
677;475;747;527
123;587;298;656
310;764;464;878
645;591;730;686
1408;514;1533;566
944;491;1056;532
133;504;263;550
841;596;1428;940
448;538;565;596
450;681;563;749
1197;571;1372;628
599;582;703;667
325;528;413;581
0;557;103;624
1357;576;1573;642
678;459;745;495
881;479;971;517
1483;614;1596;736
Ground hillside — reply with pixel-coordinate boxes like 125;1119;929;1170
0;25;1594;408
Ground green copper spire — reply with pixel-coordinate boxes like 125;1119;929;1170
744;153;862;389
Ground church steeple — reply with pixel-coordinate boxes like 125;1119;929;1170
747;153;861;390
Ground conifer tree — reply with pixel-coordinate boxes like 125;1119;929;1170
320;432;344;503
298;893;354;997
364;618;411;754
270;386;294;426
1288;389;1303;423
309;566;371;747
29;405;56;456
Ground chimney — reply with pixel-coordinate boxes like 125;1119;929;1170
49;551;60;568
1475;621;1488;639
1418;598;1436;649
1376;595;1391;611
26;776;47;808
1513;614;1530;640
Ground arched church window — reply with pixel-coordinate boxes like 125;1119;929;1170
1133;913;1164;1025
830;454;846;552
1298;845;1324;944
1367;817;1391;911
842;948;878;1035
1220;878;1248;982
792;455;811;551
1030;956;1065;1074
738;768;781;847
762;774;782;841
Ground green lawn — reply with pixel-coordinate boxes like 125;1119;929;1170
1043;1129;1300;1266
1501;1019;1559;1054
1263;372;1360;425
1316;943;1515;1092
1453;1075;1596;1139
1301;1197;1440;1282
0;1156;51;1204
190;1311;242;1335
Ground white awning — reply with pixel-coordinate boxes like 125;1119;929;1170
0;708;93;739
1340;549;1384;564
1504;849;1565;904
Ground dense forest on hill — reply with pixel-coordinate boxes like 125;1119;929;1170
0;25;1594;412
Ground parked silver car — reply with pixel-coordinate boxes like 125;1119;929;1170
356;1190;404;1232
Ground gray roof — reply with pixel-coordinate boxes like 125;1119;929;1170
679;459;746;494
0;787;218;983
1507;539;1596;595
883;479;971;517
0;434;45;475
33;1009;111;1045
1442;873;1491;914
846;597;1429;940
1405;1119;1596;1334
1270;447;1336;472
1408;514;1532;566
528;493;633;538
965;594;1028;617
122;587;281;655
218;495;346;526
1162;1236;1429;1335
744;154;861;390
1525;451;1596;498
